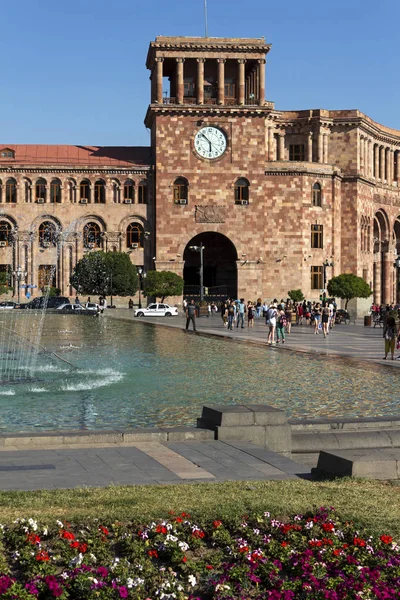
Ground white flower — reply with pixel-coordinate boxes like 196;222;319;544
60;572;69;579
305;521;314;529
294;515;302;521
188;574;197;587
28;518;38;531
215;584;231;591
56;520;64;528
69;553;84;567
178;541;189;551
264;512;270;518
166;534;178;542
253;528;260;535
90;553;97;562
43;528;48;536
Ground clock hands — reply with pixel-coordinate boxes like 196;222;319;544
200;133;212;152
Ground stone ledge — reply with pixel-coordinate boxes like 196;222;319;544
290;415;400;432
292;430;396;453
315;449;400;480
200;404;287;428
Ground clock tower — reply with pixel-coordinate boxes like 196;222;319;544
145;36;273;300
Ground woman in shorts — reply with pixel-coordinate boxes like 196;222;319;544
321;302;330;337
313;303;322;334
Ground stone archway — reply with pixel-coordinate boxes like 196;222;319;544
183;232;238;299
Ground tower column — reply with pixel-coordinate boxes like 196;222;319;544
155;58;163;104
196;58;205;104
278;132;285;161
317;132;323;163
379;146;385;180
374;144;379;179
323;133;329;164
373;254;381;305
268;126;276;161
237;59;245;105
307;132;313;162
217;58;225;105
383;251;392;304
176;58;184;104
258;59;265;106
388;148;393;185
397;152;400;185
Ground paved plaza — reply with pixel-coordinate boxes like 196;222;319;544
0;311;394;491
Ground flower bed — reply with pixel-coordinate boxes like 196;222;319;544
0;507;398;598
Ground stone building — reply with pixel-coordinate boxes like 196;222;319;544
1;35;400;307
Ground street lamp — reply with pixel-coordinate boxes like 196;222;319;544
13;265;27;305
137;267;146;308
322;259;334;293
189;243;205;301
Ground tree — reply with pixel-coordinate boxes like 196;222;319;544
288;289;305;303
0;272;10;296
327;273;371;310
144;270;183;302
70;251;138;297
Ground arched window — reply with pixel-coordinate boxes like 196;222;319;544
138;180;148;204
94;179;106;204
112;180;120;204
312;182;322;207
173;177;188;204
50;179;62;204
5;178;16;203
123;180;135;203
80;179;91;203
35;178;47;203
39;221;57;247
234;178;249;204
127;222;144;248
83;222;101;248
0;221;11;246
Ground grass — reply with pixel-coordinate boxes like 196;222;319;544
0;479;399;537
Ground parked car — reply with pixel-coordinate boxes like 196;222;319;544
134;303;178;317
21;296;70;309
57;302;99;314
0;301;17;310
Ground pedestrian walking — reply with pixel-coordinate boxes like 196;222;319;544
276;306;287;344
321;302;330;337
221;302;228;328
383;316;397;359
236;298;245;328
313;302;321;334
185;299;197;331
266;303;277;345
247;301;254;328
227;302;235;330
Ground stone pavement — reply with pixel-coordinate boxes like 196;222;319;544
108;310;399;367
0;440;311;491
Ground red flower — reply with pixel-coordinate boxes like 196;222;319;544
26;533;41;545
70;541;80;549
206;565;214;570
239;546;249;553
322;538;333;546
99;526;109;536
156;525;168;535
182;556;187;563
175;517;183;523
36;551;50;562
192;530;205;539
79;543;88;553
213;520;222;528
353;537;366;547
380;535;393;545
148;549;158;558
333;549;341;556
321;523;335;532
281;541;289;547
61;530;75;541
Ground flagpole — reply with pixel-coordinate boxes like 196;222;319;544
204;0;208;37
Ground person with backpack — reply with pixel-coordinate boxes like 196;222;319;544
266;303;277;345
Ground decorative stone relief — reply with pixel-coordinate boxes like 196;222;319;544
195;205;226;223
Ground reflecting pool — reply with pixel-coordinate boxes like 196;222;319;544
0;312;398;432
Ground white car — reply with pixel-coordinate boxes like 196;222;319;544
56;302;100;313
134;303;178;317
0;301;17;310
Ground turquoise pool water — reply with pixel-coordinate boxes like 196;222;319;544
0;313;398;431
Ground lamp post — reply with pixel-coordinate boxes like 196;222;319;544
137;267;146;308
110;271;113;308
322;259;334;294
189;243;205;301
13;265;27;305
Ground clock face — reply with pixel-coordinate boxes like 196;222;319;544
194;126;227;159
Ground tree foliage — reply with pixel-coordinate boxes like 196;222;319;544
327;273;371;310
70;251;138;297
288;289;305;303
0;272;10;296
143;270;183;302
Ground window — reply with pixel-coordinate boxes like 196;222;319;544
224;78;235;98
311;224;323;249
312;182;322;207
0;221;11;246
80;180;90;202
1;149;14;158
38;265;56;290
50;180;61;204
94;180;106;204
234;178;249;204
138;180;147;204
311;266;323;290
289;144;305;161
123;180;135;202
35;178;46;202
173;178;188;204
39;222;57;247
5;178;16;203
363;268;368;282
127;223;144;248
83;222;101;248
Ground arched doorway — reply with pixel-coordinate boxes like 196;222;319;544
183;232;238;299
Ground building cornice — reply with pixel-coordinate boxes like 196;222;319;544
144;103;275;128
0;166;151;176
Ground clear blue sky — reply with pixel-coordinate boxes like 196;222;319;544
2;0;399;146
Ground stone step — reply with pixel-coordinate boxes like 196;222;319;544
315;449;400;479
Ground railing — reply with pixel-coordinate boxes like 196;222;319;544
160;97;274;108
